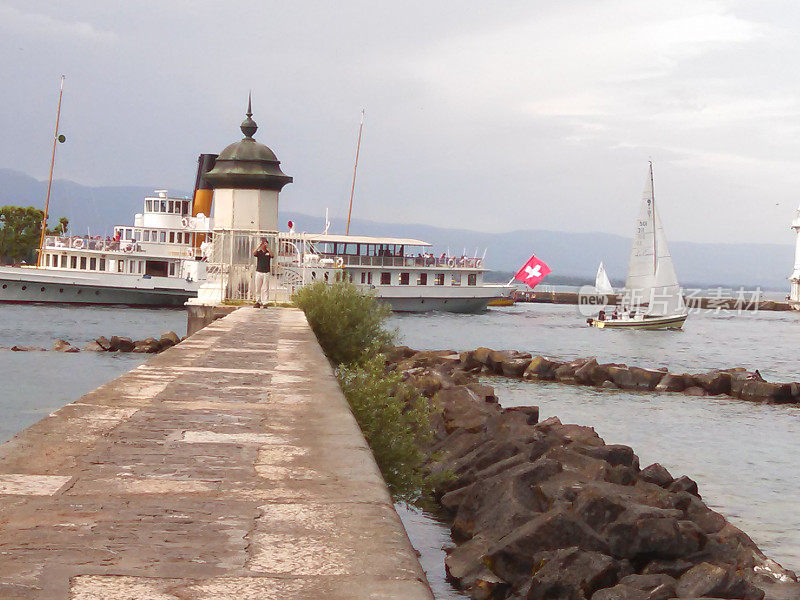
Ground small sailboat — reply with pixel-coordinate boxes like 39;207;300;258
589;163;687;330
595;262;614;295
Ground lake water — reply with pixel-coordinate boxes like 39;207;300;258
2;302;798;599
388;302;800;595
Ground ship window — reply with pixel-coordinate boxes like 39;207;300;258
143;231;150;242
361;272;366;284
380;272;391;285
160;231;166;243
160;200;167;212
70;256;77;269
118;261;124;273
183;201;189;214
169;262;176;276
346;243;357;255
167;201;174;213
138;261;144;274
468;273;477;286
434;273;445;286
52;255;58;268
100;258;106;271
176;232;182;243
451;273;462;286
418;273;428;286
90;257;97;270
45;254;51;267
399;272;409;285
169;232;175;243
80;257;87;270
367;272;372;284
61;253;67;266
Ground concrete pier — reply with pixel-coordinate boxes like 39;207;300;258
0;307;433;599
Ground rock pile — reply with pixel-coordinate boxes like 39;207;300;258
2;332;182;354
386;346;800;600
458;348;800;405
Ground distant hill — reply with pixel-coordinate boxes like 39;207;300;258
0;169;792;290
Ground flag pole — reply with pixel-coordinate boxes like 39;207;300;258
38;75;65;267
345;109;365;236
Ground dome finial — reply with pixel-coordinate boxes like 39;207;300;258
241;91;258;139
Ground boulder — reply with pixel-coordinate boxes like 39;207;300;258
501;357;533;378
578;444;639;469
524;356;562;381
683;386;708;397
82;341;106;352
467;383;497;403
592;574;677;600
472;347;494;368
668;475;700;498
436;387;495;433
502;405;539;425
610;366;665;391
109;336;135;352
655;374;686;393
95;336;112;350
488;510;610;587
53;339;79;352
132;337;161;353
10;345;47;351
488;350;530;374
693;370;732;396
385;345;416;363
460;350;483;372
526;547;629;600
639;463;674;488
555;363;580;384
605;509;703;560
676;562;765;599
159;330;181;348
737;380;793;403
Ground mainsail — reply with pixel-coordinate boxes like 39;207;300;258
595;262;614;294
624;164;686;316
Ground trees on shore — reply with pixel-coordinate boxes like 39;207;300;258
0;206;69;265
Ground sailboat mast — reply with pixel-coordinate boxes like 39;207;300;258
345;109;365;236
649;161;657;275
37;75;66;267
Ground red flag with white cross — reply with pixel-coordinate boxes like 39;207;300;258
514;255;551;289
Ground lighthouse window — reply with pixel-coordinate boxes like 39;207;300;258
90;257;97;270
434;273;445;286
399;272;410;285
417;273;428;286
70;256;77;269
468;273;477;286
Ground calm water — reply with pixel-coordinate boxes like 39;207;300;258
0;304;186;442
389;302;800;590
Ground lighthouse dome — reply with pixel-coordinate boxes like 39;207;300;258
203;97;292;191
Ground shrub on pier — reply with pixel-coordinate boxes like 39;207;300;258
293;281;394;365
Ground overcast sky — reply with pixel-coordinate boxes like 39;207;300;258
2;1;800;244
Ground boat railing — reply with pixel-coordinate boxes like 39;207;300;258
322;254;484;269
43;235;141;253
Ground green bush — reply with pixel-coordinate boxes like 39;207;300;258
293;280;395;365
337;353;436;504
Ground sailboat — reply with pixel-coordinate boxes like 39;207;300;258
589;163;687;330
595;262;614;294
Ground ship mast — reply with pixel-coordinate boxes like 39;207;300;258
37;75;66;267
345;109;365;236
649;160;657;275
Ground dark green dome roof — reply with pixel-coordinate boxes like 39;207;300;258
204;97;293;191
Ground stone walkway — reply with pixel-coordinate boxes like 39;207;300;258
0;307;433;599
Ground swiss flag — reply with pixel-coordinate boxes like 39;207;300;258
514;255;551;289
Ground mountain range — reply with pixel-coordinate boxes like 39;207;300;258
0;168;793;290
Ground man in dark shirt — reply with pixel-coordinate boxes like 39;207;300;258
253;237;273;308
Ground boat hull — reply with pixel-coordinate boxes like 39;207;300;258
0;267;196;307
589;314;687;330
368;284;508;314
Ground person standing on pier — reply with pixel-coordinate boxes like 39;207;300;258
253;237;273;308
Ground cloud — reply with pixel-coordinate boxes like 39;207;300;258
0;3;116;44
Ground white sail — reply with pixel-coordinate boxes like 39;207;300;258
624;165;686;316
595;262;614;294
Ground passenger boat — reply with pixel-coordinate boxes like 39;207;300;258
589;163;688;330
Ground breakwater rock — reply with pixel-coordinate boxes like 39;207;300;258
458;348;800;405
386;347;800;600
1;332;182;354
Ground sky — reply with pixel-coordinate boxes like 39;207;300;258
2;0;800;245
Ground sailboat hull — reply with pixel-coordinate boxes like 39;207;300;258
589;314;687;330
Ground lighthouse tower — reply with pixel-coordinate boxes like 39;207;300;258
790;207;800;308
191;97;292;307
203;95;292;231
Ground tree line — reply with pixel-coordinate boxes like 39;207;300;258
0;206;69;265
